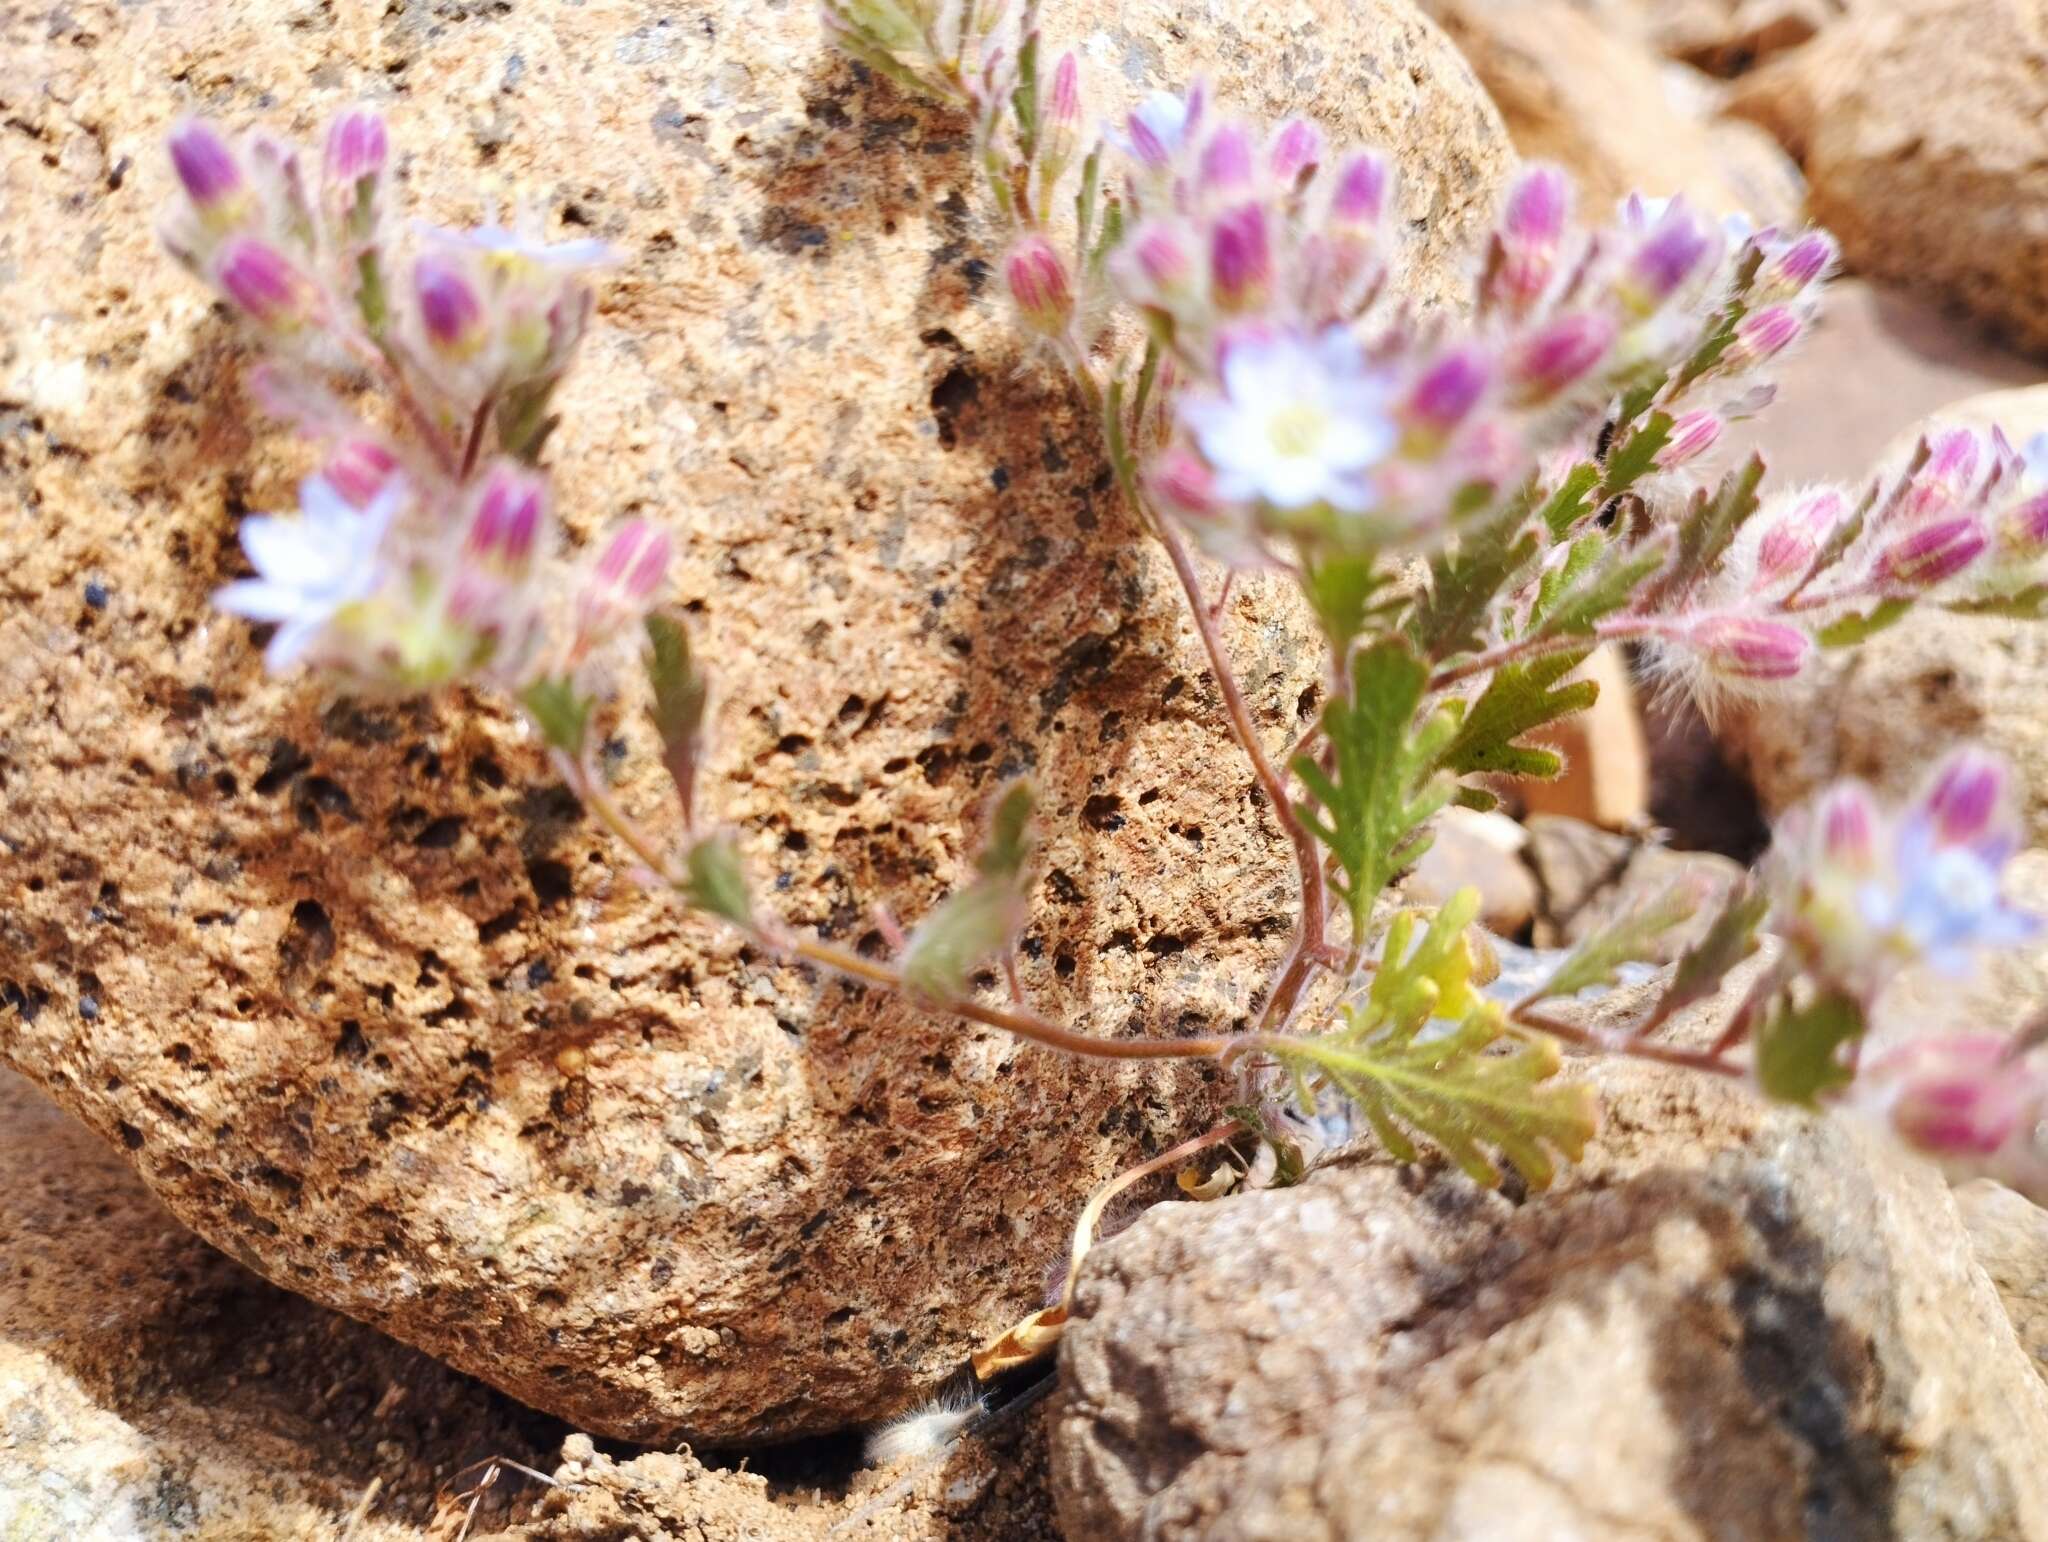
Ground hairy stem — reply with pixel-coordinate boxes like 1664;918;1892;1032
1511;1002;1746;1079
1428;616;1654;692
553;743;1228;1066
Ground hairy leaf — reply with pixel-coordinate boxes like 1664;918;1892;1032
1654;880;1768;1022
645;612;710;822
1817;596;1914;648
1534;531;1673;638
1438;650;1597;781
1754;989;1865;1105
1294;641;1455;933
682;833;753;927
903;780;1038;999
1667;455;1766;596
519;674;594;754
1303;555;1390;657
1601;412;1674;498
1539;461;1602;540
1528;876;1706;1002
1410;494;1541;659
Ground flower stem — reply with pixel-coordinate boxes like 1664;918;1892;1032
1510;1001;1746;1079
1428;616;1654;692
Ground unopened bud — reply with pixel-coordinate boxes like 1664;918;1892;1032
1149;444;1217;514
1329;151;1389;226
1403;348;1490;438
1878;516;1986;588
467;464;548;574
169;119;244;217
323;439;399;508
1509;311;1616;400
414;256;486;354
1126;91;1189;171
1871;1035;2027;1160
1921;748;2009;851
1755;488;1846;581
1268;117;1323;183
1624;204;1715;308
1656;410;1723;471
1004;236;1073;335
2003;491;2048;554
1503;164;1570;248
324;107;388;185
1208;203;1271;310
1197;123;1255;194
1039;52;1082;182
1815;781;1879;870
576;519;673;653
1120;218;1195;305
1758;230;1835;301
216;237;308;327
1725;303;1803;369
1689;615;1810;681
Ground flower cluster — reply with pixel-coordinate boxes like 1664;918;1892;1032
1854;1034;2048;1202
1767;749;2038;1001
163;112;668;738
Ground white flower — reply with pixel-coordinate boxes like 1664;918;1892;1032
420;216;613;277
1179;329;1395;511
2022;431;2048;489
215;476;400;672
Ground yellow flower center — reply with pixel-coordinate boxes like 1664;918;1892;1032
1266;402;1328;459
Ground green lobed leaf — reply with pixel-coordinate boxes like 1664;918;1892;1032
1293;641;1456;935
1527;876;1706;1002
1303;555;1390;658
1667;455;1766;596
1410;490;1541;660
1539;461;1602;541
1535;531;1673;638
1753;989;1865;1105
1009;26;1040;163
520;674;595;754
1601;412;1675;498
1438;650;1597;781
1817;596;1914;648
682;832;754;927
1653;879;1768;1023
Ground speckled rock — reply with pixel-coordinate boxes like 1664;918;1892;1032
1049;972;2048;1541
1424;0;1804;223
0;1070;558;1540
0;0;1512;1442
1726;0;2048;356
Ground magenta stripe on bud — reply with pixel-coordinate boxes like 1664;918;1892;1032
1503;164;1569;248
1689;615;1810;680
216;237;305;326
414;257;485;353
1329;151;1389;225
2005;491;2048;553
1627;207;1715;303
1728;303;1803;367
1875;1036;2028;1159
324;107;388;184
1921;748;2008;850
1404;348;1490;435
1049;52;1080;125
1509;311;1616;399
1815;781;1879;869
1755;488;1846;581
1197;124;1255;193
324;439;399;508
1004;235;1073;334
169;119;242;212
1878;516;1986;588
1208;203;1271;309
1656;410;1723;471
1761;230;1835;298
1268;117;1323;182
468;465;548;571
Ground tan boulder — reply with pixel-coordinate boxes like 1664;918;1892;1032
1424;0;1804;223
1049;970;2048;1540
1726;0;2048;356
0;0;1513;1441
1515;644;1651;831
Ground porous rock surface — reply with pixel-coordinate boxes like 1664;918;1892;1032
0;1069;559;1540
1049;971;2048;1541
0;0;1512;1441
1726;0;2048;356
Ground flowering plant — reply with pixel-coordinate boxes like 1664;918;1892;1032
163;0;2048;1382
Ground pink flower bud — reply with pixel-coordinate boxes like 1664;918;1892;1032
2003;491;2048;553
1126;98;1181;171
1149;444;1218;514
1870;1036;2027;1159
466;464;548;573
1509;311;1617;400
1329;151;1389;225
1124;219;1194;300
1268;118;1324;183
1920;748;2008;851
323;439;399;508
1626;206;1715;305
1208;203;1271;310
1197;123;1255;193
1688;615;1811;681
1503;165;1570;249
1725;303;1803;369
1004;236;1073;334
324;107;389;185
1404;348;1491;437
1877;516;1986;588
1815;781;1879;869
169;119;243;214
1656;410;1724;471
576;519;673;652
1925;426;1982;488
414;256;485;354
1755;489;1846;582
1759;231;1835;300
1048;52;1081;127
216;237;307;327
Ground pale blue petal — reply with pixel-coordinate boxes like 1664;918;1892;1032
263;616;324;673
214;578;308;623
